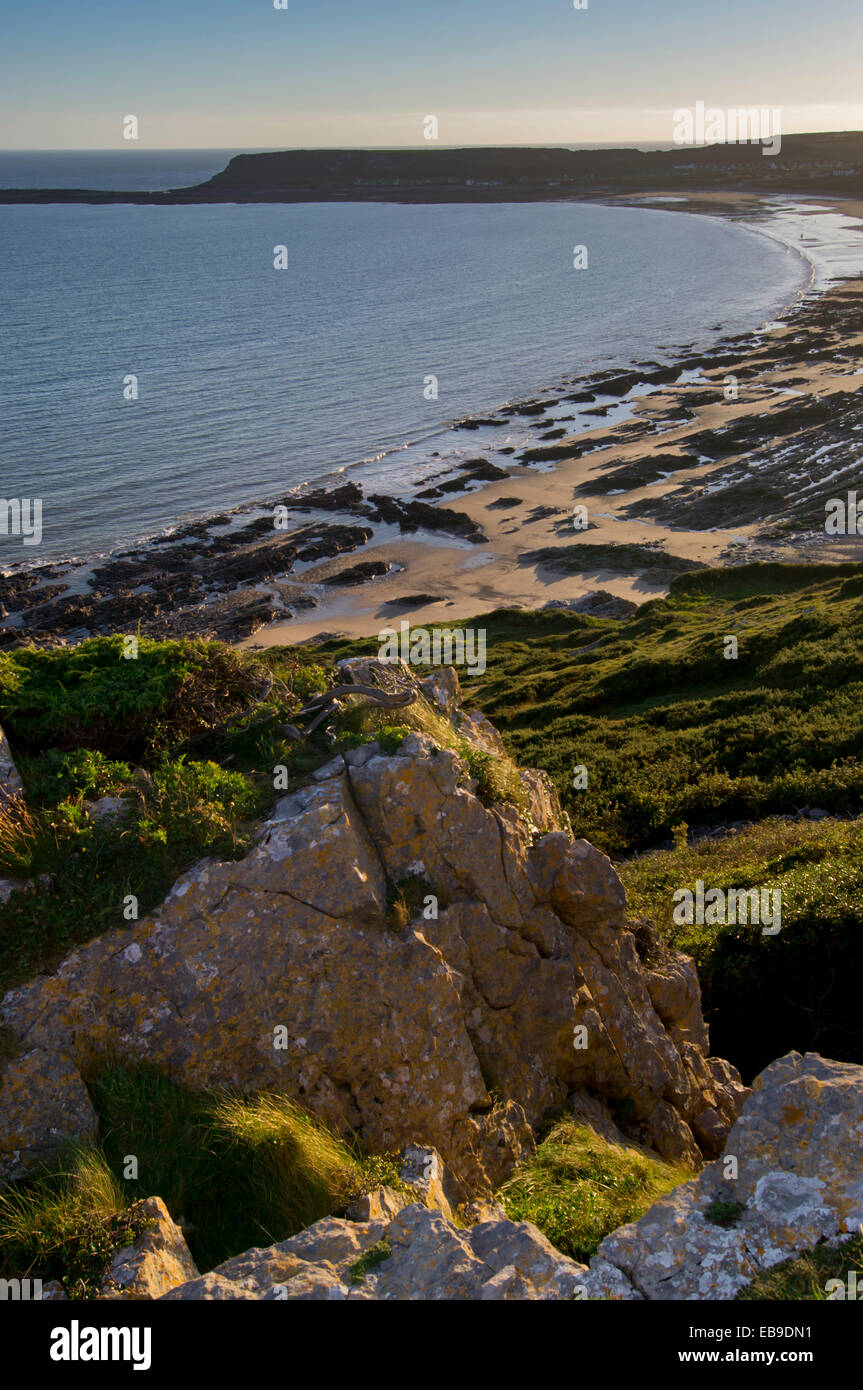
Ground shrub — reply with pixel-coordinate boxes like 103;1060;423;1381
0;636;265;758
20;749;133;803
137;756;261;859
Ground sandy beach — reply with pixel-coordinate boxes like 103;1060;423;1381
242;194;863;649
3;192;862;654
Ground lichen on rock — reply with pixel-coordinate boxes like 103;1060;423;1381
0;661;745;1196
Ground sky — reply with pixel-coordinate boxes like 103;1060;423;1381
1;0;862;150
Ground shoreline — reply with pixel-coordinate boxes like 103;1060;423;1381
2;133;862;206
2;192;862;651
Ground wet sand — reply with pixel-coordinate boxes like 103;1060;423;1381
245;205;863;648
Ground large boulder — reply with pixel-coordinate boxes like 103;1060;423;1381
0;663;744;1190
583;1052;863;1300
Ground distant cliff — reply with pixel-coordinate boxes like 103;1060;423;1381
2;132;863;204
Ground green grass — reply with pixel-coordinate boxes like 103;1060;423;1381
619;816;863;1080
704;1198;746;1228
0;1147;154;1298
0;1065;413;1291
495;1119;690;1264
349;1239;393;1284
311;564;863;859
737;1233;863;1300
85;1064;408;1273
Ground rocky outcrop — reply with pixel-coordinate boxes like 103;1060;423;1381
0;1048;98;1182
0;722;23;806
0;661;745;1192
583;1052;863;1300
156;1143;576;1302
161;1198;589;1302
100;1197;199;1300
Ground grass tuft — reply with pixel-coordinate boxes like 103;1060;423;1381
495;1119;690;1264
0;1147;152;1298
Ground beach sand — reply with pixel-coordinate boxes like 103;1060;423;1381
244;214;863;650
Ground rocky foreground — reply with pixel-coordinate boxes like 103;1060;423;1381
1;659;746;1190
39;1052;863;1301
1;660;861;1299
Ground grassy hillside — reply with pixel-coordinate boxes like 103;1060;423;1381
2;561;862;1081
1;561;861;1288
315;562;863;1080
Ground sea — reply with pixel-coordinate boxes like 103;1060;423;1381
0;150;829;562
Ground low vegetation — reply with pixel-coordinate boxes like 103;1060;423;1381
0;1147;153;1298
495;1120;689;1264
313;562;863;1082
2;559;862;1291
0;1064;410;1288
619;816;863;1078
736;1232;863;1301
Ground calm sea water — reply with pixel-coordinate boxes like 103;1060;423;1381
0;153;810;561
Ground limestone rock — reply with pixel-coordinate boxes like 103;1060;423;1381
0;663;743;1188
417;666;461;718
86;795;133;822
345;1185;413;1224
583;1052;863;1300
0;723;23;806
100;1197;199;1300
400;1145;456;1220
40;1281;70;1301
162;1215;389;1301
461;1198;508;1225
162;1202;589;1302
0;1048;98;1181
0;879;32;905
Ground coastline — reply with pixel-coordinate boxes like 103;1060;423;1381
2;192;862;652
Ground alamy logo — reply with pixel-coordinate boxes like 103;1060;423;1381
825;492;863;534
825;1271;862;1300
673;102;782;156
0;1276;43;1300
672;880;782;935
378;620;487;675
0;497;42;546
50;1320;152;1372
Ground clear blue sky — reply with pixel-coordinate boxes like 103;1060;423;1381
1;0;861;148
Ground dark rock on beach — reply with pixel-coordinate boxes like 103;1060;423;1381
322;560;393;586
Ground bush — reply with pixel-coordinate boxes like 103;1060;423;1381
0;754;263;992
0;636;265;758
137;756;261;859
20;749;133;803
